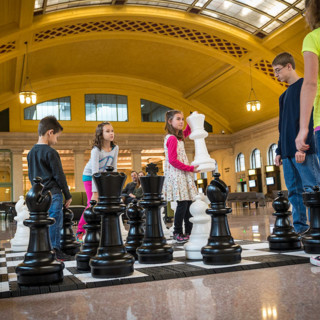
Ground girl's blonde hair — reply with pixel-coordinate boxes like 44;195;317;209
305;0;320;30
164;110;184;140
92;122;116;150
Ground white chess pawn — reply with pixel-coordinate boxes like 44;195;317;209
184;194;211;259
10;196;30;251
186;111;216;172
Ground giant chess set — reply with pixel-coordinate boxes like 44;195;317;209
1;112;319;299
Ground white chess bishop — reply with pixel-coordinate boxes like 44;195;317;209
10;196;30;251
184;193;211;259
186;111;216;172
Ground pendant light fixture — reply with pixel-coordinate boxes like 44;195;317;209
246;59;260;112
19;42;37;105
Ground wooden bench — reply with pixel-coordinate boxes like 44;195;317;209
227;192;266;208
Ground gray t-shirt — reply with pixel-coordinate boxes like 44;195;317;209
83;145;119;192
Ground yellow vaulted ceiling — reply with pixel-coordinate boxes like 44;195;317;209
0;0;310;133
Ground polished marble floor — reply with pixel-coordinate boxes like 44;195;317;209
0;206;319;320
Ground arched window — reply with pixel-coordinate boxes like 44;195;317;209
268;144;278;165
24;96;71;120
251;149;261;169
141;99;172;122
236;153;245;172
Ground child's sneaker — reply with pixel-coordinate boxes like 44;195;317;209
184;233;190;241
173;233;188;243
54;249;73;261
310;256;320;266
76;232;84;243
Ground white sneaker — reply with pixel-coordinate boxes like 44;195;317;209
310;256;320;266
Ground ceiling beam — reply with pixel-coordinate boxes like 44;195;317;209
183;65;236;100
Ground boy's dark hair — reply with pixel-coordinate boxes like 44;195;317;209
272;52;296;69
305;0;320;30
131;171;138;175
38;116;63;136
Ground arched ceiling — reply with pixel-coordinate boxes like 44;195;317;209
0;0;310;133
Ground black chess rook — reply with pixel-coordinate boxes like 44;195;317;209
201;172;242;265
76;200;100;271
90;166;135;278
60;206;81;256
301;186;320;253
15;177;64;285
137;163;173;264
125;199;145;259
268;191;301;250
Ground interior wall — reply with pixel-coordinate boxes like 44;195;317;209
210;119;286;195
7;76;225;135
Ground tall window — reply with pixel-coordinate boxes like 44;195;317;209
24;97;71;120
236;153;245;172
251;148;261;169
0;150;12;201
141;99;171;122
268;144;278;165
85;94;128;121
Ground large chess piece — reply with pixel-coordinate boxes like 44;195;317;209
201;173;242;265
186;111;216;172
125;199;145;259
137;163;173;264
90;166;134;278
16;177;64;285
76;200;100;271
60;206;81;256
10;196;30;251
268;191;301;250
185;194;211;259
301;186;320;253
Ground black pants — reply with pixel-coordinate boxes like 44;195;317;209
174;200;193;235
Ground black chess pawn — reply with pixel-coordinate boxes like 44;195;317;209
60;206;81;256
137;163;173;264
76;200;100;271
125;199;145;259
16;177;64;285
90;166;135;278
268;192;301;250
201;172;242;265
301;186;320;253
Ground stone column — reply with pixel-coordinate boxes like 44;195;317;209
73;149;86;192
131;149;142;172
11;149;24;201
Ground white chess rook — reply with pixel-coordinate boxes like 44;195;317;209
184;194;211;259
187;112;216;172
10;196;30;252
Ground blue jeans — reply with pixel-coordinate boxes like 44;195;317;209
314;130;320;161
282;154;320;233
48;193;63;249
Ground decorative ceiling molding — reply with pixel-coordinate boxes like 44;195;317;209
0;41;16;57
33;19;249;59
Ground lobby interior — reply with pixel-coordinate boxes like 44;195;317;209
0;1;319;319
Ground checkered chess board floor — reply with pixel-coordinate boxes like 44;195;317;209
0;240;311;299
